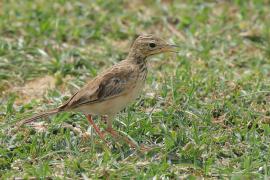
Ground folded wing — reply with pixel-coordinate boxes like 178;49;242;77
61;64;138;110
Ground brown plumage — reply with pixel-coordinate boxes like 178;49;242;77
19;34;178;150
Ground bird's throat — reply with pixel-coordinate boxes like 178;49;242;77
135;55;148;81
127;51;148;80
135;55;146;65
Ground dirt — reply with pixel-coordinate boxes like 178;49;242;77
11;75;56;105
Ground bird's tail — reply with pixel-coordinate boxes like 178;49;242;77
18;108;61;126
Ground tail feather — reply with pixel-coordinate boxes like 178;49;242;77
18;108;61;126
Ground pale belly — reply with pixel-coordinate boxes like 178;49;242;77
76;82;144;116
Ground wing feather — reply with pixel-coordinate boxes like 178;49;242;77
62;63;138;109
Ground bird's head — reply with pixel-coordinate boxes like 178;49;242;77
129;34;178;59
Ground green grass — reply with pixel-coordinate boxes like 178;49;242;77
1;0;270;178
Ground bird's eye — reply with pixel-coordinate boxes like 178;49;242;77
149;43;156;48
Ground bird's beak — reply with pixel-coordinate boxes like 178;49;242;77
162;44;179;53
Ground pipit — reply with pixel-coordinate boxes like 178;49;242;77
19;34;178;150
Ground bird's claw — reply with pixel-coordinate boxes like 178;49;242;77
81;132;91;141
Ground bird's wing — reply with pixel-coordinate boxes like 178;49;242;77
61;63;138;110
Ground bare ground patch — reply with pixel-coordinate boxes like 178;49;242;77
10;75;56;105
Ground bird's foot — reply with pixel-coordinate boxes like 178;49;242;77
139;144;152;152
81;132;91;141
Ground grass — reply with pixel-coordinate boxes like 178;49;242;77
1;0;270;178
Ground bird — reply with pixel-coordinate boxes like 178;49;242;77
18;34;178;151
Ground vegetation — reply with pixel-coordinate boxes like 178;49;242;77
1;0;270;178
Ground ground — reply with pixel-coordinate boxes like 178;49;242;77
1;0;270;179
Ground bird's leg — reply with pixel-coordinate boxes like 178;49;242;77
105;126;151;152
85;114;106;142
105;126;139;149
102;116;141;150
